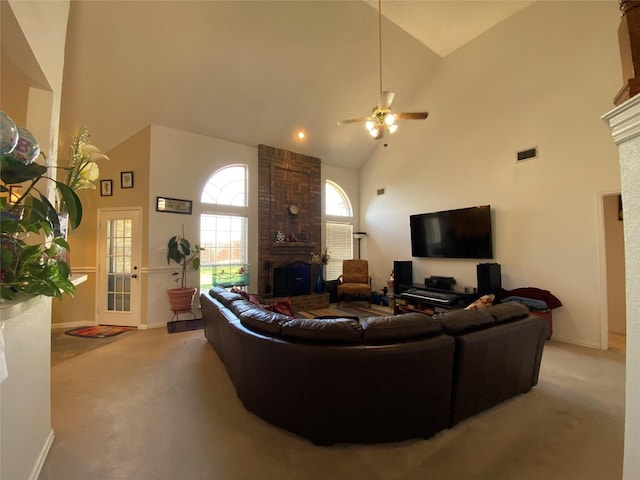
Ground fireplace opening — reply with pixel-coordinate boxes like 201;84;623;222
273;261;311;297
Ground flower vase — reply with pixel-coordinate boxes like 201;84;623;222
315;266;325;293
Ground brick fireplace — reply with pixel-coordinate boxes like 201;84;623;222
258;145;324;302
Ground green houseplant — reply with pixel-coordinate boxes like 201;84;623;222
0;118;107;301
166;227;204;314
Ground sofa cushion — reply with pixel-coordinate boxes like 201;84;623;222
361;313;442;342
228;299;260;317
209;287;245;307
239;308;289;335
487;301;529;324
280;317;362;343
435;309;495;335
342;273;368;284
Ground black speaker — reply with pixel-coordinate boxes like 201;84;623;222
477;263;501;296
393;261;412;294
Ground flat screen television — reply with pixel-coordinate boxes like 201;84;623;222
410;205;493;259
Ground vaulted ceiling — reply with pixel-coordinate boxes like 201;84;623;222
60;1;533;169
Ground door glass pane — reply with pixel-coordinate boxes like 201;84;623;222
105;218;133;312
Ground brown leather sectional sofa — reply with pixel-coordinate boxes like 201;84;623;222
201;287;548;445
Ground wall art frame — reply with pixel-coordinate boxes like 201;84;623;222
121;171;134;189
100;179;113;197
156;196;192;215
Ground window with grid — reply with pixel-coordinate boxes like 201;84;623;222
325;222;353;280
105;218;133;311
200;165;248;290
325;181;354;280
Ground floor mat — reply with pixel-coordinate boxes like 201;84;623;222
64;325;136;339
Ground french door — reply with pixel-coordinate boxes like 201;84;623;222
97;208;141;327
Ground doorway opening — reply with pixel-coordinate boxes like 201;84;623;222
600;192;626;351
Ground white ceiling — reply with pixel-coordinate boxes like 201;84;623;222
59;1;534;169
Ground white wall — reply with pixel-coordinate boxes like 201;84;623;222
359;1;621;347
603;93;640;480
146;125;258;328
1;297;54;480
6;0;70;170
1;2;69;479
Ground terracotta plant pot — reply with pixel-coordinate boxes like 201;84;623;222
167;287;197;314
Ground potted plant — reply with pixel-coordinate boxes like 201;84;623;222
0;115;105;300
166;227;204;314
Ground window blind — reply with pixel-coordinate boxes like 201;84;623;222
326;222;353;280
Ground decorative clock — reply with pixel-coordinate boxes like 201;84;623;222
288;203;299;215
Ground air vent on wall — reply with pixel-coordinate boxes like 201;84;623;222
516;146;538;162
377;188;385;196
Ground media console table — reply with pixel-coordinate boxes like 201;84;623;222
392;284;475;316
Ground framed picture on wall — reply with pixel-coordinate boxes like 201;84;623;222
100;179;113;197
156;196;192;215
121;171;134;189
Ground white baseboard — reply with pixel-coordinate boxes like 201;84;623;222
30;429;54;480
51;321;95;330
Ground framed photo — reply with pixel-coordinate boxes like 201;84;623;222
9;185;22;204
100;179;113;197
156;196;192;215
121;171;134;189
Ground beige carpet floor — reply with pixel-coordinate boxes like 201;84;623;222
40;327;625;480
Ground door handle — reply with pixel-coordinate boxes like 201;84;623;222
131;274;138;279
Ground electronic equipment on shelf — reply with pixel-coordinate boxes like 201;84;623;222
402;288;459;305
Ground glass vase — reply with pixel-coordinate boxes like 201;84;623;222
315;266;324;293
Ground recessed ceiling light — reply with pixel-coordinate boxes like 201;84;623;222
296;131;305;140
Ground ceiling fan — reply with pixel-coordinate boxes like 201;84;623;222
338;0;429;140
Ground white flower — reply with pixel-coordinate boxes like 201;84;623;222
63;127;109;191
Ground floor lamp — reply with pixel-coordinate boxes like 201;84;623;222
353;232;367;259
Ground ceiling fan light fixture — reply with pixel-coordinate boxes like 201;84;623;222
336;0;428;138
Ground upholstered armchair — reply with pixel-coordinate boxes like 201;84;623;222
337;259;372;307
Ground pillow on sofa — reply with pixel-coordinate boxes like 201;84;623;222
280;317;362;343
435;309;495;335
264;297;295;317
230;287;250;300
487;301;529;324
209;287;245;307
464;294;495;310
361;312;442;342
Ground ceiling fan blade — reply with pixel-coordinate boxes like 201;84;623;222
337;117;368;125
379;91;395;110
395;112;429;120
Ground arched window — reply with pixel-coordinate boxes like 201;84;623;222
200;165;249;290
201;165;247;206
325;180;353;280
325;180;352;217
